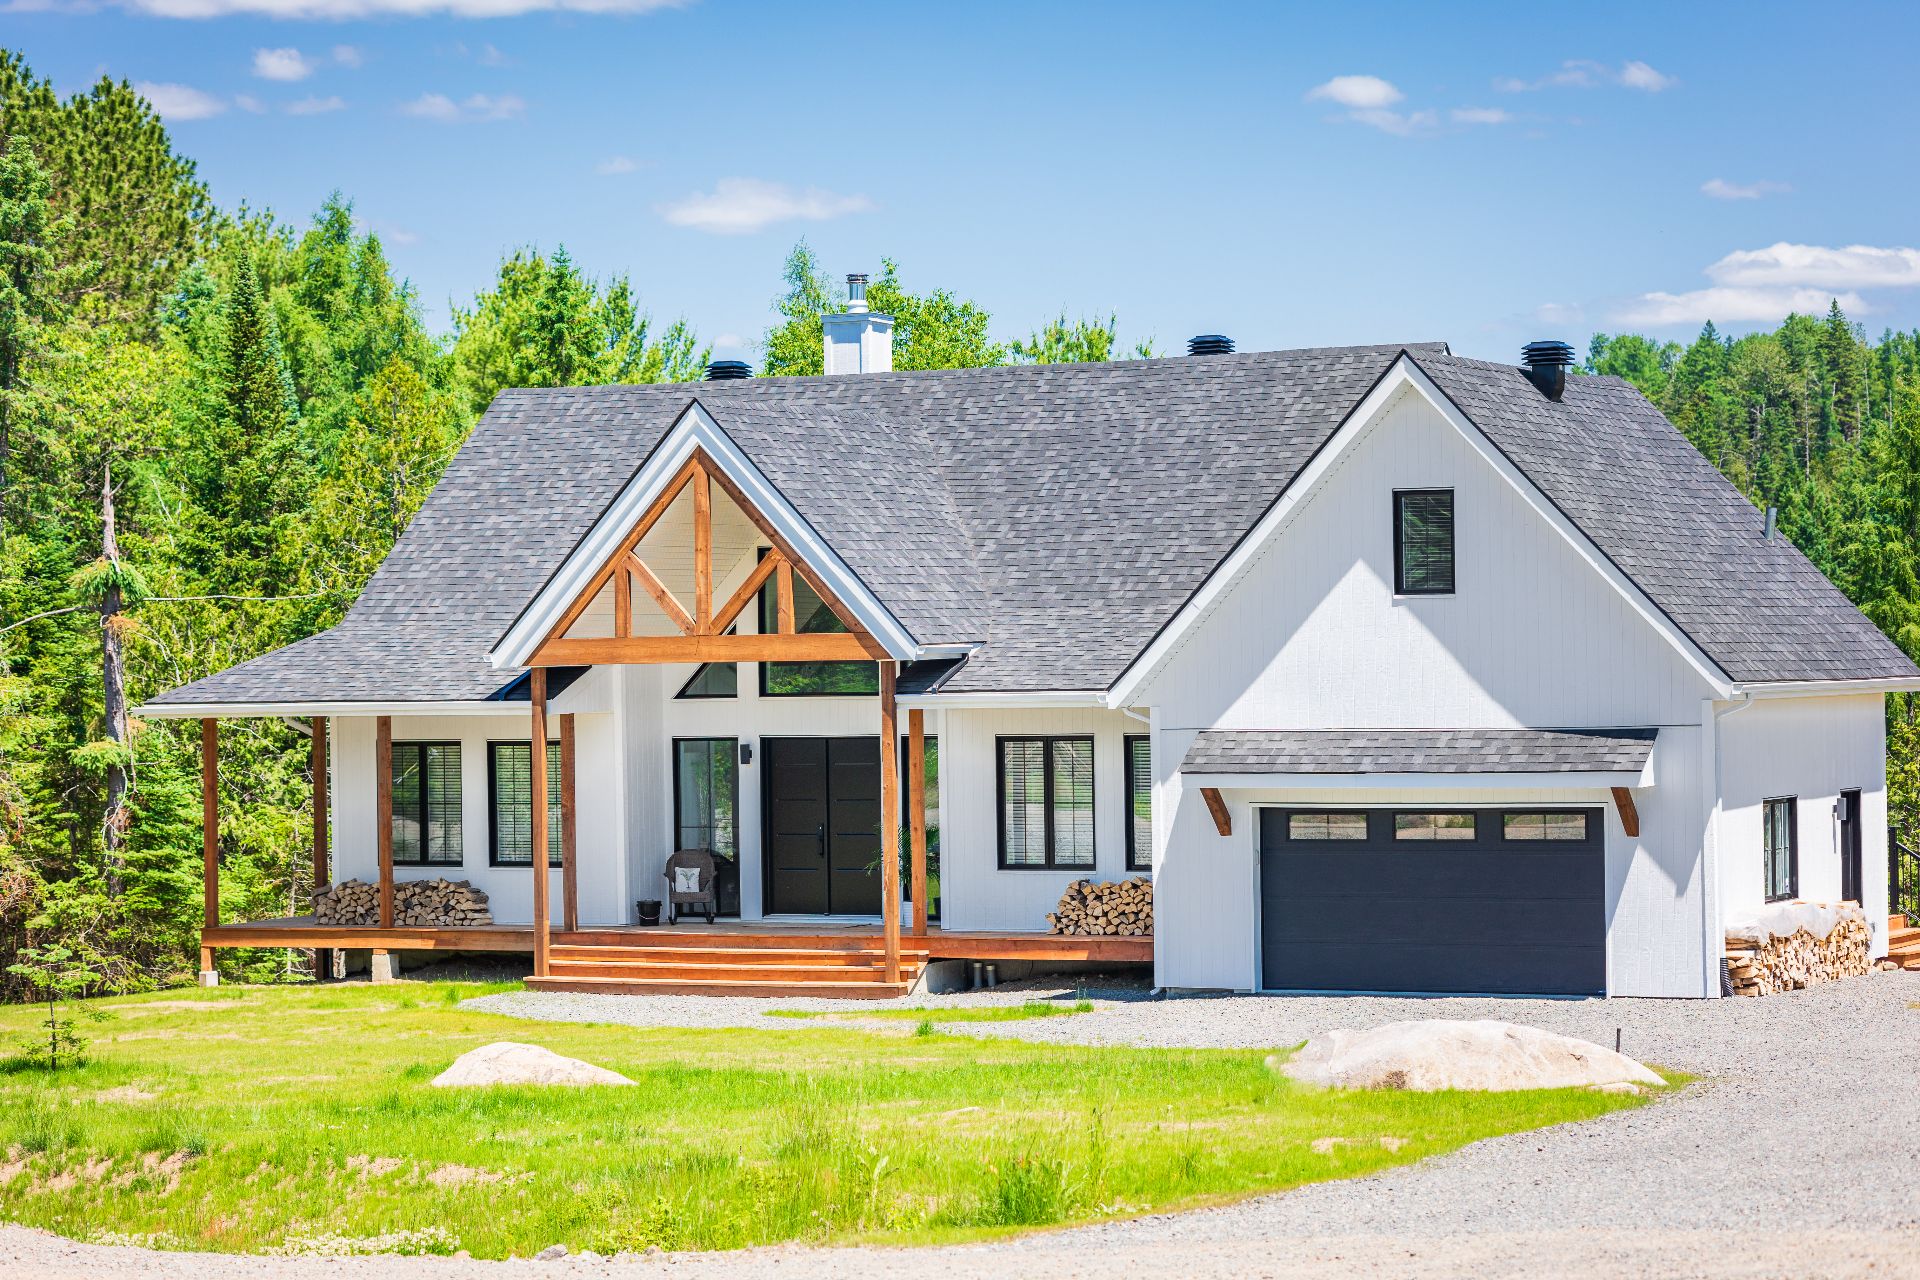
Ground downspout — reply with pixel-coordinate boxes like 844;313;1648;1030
1703;692;1757;996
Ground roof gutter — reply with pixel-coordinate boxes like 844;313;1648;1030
895;689;1107;710
1731;677;1920;699
136;700;533;720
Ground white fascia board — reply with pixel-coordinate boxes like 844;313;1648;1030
1181;770;1646;791
1105;356;1737;707
490;402;918;669
137;700;526;720
1734;677;1920;699
896;690;1107;710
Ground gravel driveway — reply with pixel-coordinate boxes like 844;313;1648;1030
7;972;1918;1279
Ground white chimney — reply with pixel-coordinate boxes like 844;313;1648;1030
821;272;893;375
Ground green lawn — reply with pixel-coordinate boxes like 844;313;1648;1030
0;983;1661;1257
765;999;1096;1024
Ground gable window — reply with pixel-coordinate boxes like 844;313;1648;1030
676;662;738;698
391;742;462;865
673;738;739;915
1763;797;1797;902
999;736;1095;869
1394;488;1455;595
756;550;879;697
489;741;562;867
1125;735;1152;871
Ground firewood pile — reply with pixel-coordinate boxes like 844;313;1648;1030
1724;900;1871;996
312;878;493;927
1048;877;1153;936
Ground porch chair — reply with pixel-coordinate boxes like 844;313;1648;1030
663;848;719;925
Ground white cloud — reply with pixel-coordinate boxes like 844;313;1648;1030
1613;287;1866;327
253;46;315;80
657;178;874;236
476;42;510;66
1533;301;1585;327
135;81;227;120
332;44;363;67
1345;107;1436;136
1497;59;1675;93
1450;106;1511;125
595;155;638;175
116;0;688;16
1701;178;1791;201
1703;242;1920;289
234;93;266;113
400;91;524;122
286;94;346;115
1305;74;1402;110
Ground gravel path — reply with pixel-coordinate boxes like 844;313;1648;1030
7;971;1918;1279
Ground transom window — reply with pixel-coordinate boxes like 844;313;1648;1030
1288;812;1369;841
1763;797;1797;902
391;742;461;865
1502;812;1589;842
1394;812;1476;841
489;741;562;867
999;736;1095;869
1394;488;1455;595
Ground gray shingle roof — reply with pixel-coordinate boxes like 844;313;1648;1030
1181;728;1659;775
147;343;1916;709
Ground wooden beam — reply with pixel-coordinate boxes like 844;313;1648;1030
533;632;877;666
692;463;713;632
612;555;631;639
1611;786;1640;838
201;719;218;929
531;669;550;978
311;715;329;979
1200;787;1232;837
626;553;695;635
560;712;578;933
540;458;699;648
908;708;928;937
775;561;796;634
711;549;783;636
879;663;901;982
375;716;394;928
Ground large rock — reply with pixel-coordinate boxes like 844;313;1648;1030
1276;1019;1663;1092
431;1042;634;1088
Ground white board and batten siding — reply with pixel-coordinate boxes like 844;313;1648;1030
1135;382;1727;995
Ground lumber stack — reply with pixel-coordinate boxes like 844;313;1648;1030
1048;877;1153;936
312;878;493;927
1724;901;1871;996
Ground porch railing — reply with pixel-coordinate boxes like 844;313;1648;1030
1891;827;1920;927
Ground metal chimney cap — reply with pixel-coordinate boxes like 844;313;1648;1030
704;359;753;381
1188;334;1235;356
846;272;870;313
1521;339;1576;368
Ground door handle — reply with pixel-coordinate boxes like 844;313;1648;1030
817;824;827;858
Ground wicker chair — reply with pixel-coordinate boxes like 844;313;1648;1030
663;848;719;925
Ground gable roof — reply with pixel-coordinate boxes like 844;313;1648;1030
1181;728;1658;776
145;343;1916;710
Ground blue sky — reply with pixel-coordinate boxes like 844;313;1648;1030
8;0;1920;363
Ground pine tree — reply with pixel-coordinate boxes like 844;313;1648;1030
0;133;65;524
209;254;299;590
1821;298;1866;444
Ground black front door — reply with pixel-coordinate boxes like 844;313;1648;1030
1840;789;1863;904
763;737;883;915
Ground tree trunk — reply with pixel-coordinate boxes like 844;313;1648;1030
100;459;130;900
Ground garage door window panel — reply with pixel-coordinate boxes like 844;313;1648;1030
1287;812;1368;841
1394;812;1476;841
1502;811;1589;842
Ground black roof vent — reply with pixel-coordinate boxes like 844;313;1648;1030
1188;334;1235;356
705;359;752;381
1521;340;1574;401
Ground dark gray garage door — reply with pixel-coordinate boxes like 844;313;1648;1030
1258;807;1605;995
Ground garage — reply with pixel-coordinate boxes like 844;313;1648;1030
1257;806;1606;995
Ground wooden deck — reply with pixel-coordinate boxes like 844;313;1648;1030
201;917;1154;965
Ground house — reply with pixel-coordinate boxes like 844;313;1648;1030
142;279;1920;998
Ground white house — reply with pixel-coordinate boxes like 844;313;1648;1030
143;284;1920;998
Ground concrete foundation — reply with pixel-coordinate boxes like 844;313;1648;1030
369;951;401;983
197;969;219;988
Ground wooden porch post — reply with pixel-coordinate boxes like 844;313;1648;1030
530;669;551;977
879;663;901;982
560;712;578;933
200;718;219;985
908;708;927;936
311;715;330;976
375;715;394;928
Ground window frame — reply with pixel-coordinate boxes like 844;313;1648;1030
1392;810;1478;842
1284;810;1372;842
1393;487;1456;596
754;546;879;698
486;739;563;869
1763;795;1798;902
1498;809;1593;844
1124;734;1153;872
674;662;738;699
996;735;1097;871
671;737;740;858
389;740;463;867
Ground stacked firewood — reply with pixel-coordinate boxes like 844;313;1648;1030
1048;877;1153;937
312;879;493;927
1725;904;1871;996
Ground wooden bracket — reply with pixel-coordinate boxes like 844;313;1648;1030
1611;786;1640;838
1200;787;1232;837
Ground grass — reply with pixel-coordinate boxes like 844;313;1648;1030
0;983;1663;1258
766;999;1097;1024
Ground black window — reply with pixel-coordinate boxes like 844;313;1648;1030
1125;735;1152;871
1764;797;1797;902
756;550;878;696
391;742;461;865
1395;488;1454;595
999;736;1095;869
897;734;941;921
489;741;562;867
674;738;739;915
676;662;737;698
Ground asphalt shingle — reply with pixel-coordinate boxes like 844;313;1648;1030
1180;727;1660;775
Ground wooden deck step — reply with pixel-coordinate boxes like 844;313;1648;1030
554;930;925;952
548;945;929;966
547;960;924;983
524;975;914;1000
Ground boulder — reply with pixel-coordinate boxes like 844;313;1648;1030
1275;1019;1663;1092
431;1042;634;1088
